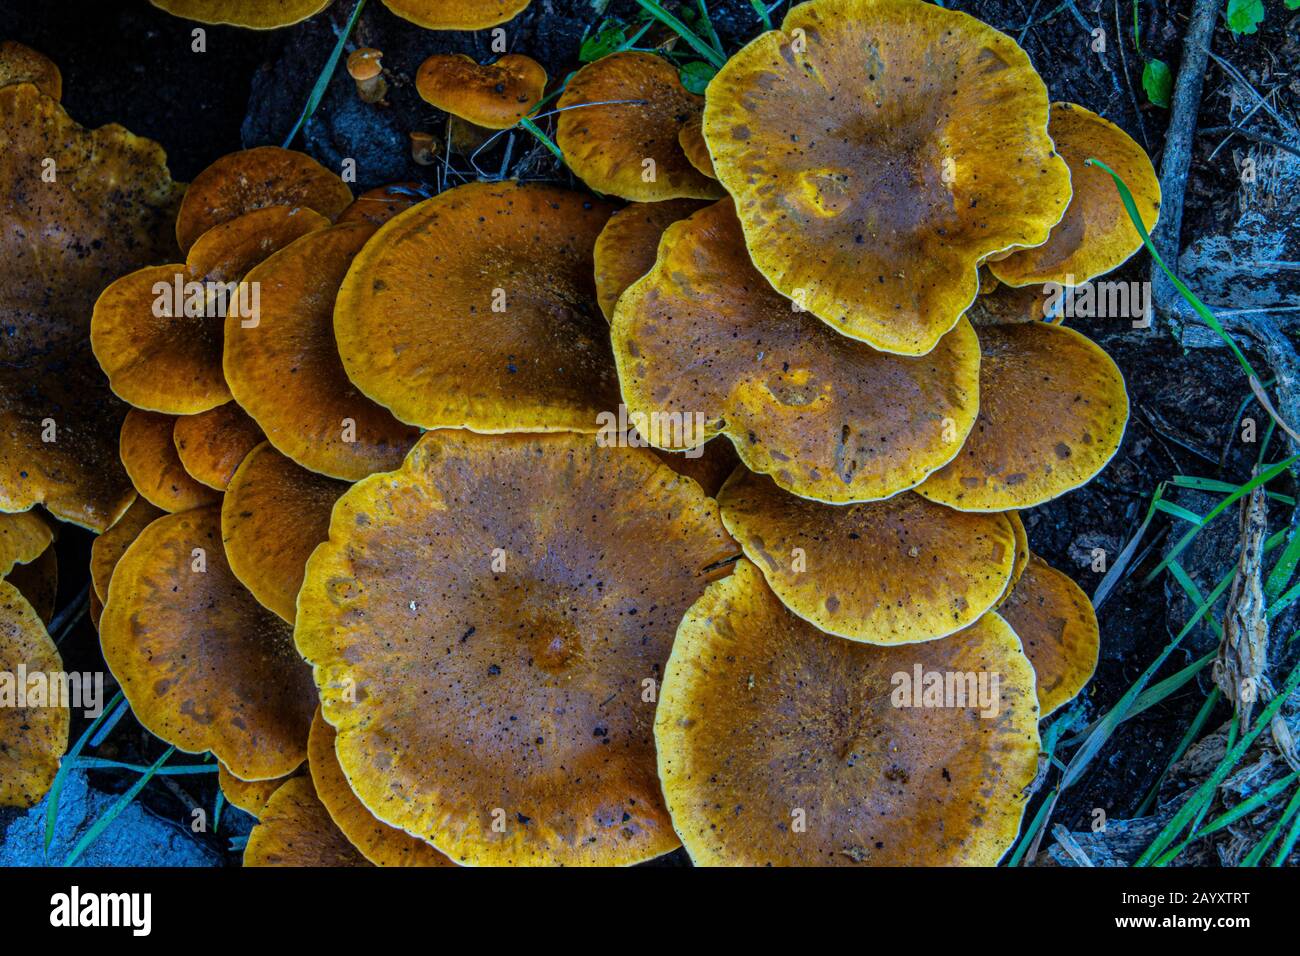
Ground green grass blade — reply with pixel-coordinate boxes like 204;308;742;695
636;0;727;67
62;747;174;867
45;689;125;855
282;0;367;149
518;117;564;162
1137;687;1222;816
1270;788;1300;866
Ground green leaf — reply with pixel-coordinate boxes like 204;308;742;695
1226;0;1265;34
1288;0;1299;10
580;22;628;63
679;61;718;95
1142;58;1173;108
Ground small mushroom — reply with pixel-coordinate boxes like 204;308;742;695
593;198;709;322
0;40;62;100
149;0;332;29
119;409;222;513
416;53;547;130
408;131;438;166
380;0;532;30
173;402;264;491
346;48;388;104
244;777;370;867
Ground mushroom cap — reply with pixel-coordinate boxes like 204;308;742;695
174;146;352;254
0;84;182;531
225;222;419;480
346;48;384;83
221;442;349;623
651;442;741;499
718;469;1016;644
999;553;1099;715
295;430;738;866
90;497;166;604
308;709;455;867
173;402;265;491
218;763;287;818
0;580;69;808
0;41;62;100
612;199;980;503
557;52;725;202
243;777;370;867
149;0;333;28
94;205;331;415
416;53;547;130
704;0;1071;355
0;510;54;577
917;322;1128;511
119;409;222;513
989;103;1160;288
337;183;424;227
334;181;619;434
593;198;709;322
656;560;1040;865
380;0;532;30
100;505;317;780
677;113;716;179
7;546;58;626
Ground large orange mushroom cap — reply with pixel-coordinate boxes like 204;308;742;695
221;442;348;623
100;505;317;781
225;222;419;480
0;580;70;808
119;409;222;513
999;553;1099;715
334;181;620;434
0;41;62;100
243;777;370;867
593;198;709;322
989;103;1160;288
295;431;738;866
656;560;1040;865
308;709;455;867
174;146;351;254
416;53;547;130
704;0;1071;355
558;52;725;202
381;0;532;30
718;469;1016;643
149;0;333;29
0;510;54;578
917;322;1128;511
173;402;264;491
0;84;182;532
612;199;980;503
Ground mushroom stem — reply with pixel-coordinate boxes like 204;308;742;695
409;131;437;166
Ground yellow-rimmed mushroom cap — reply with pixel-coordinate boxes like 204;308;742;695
174;146;351;254
0;84;182;532
334;181;619;433
295;430;738;866
308;709;454;867
100;505;317;780
119;409;221;513
678;113;716;179
558;52;724;202
656;560;1039;865
989;103;1160;288
8;547;58;626
0;511;54;577
999;553;1098;715
221;442;348;623
917;322;1127;511
0;580;69;807
218;763;289;819
593;198;709;322
225;222;419;480
243;777;370;867
90;497;166;604
337;183;423;227
94;205;330;415
613;199;979;503
416;53;547;130
718;469;1016;643
704;0;1071;355
173;402;264;491
149;0;332;28
0;41;62;99
381;0;532;29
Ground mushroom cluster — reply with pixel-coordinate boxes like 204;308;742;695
2;0;1157;866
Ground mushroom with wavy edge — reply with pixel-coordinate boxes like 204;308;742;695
613;199;980;503
988;103;1160;288
221;442;348;623
334;181;619;434
0;41;61;99
0;84;183;531
90;497;166;606
173;402;264;491
100;505;317;780
93;205;331;415
243;777;370;867
558;52;725;202
0;580;69;808
336;183;423;227
149;0;332;28
174;146;352;254
225;223;420;480
295;431;739;866
703;0;1071;356
0;511;54;578
7;547;58;626
656;560;1039;865
916;322;1128;511
678;114;715;179
381;0;532;30
119;409;222;513
718;468;1015;644
998;553;1099;716
308;709;455;867
592;198;709;322
218;763;290;819
995;510;1030;608
416;53;547;130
